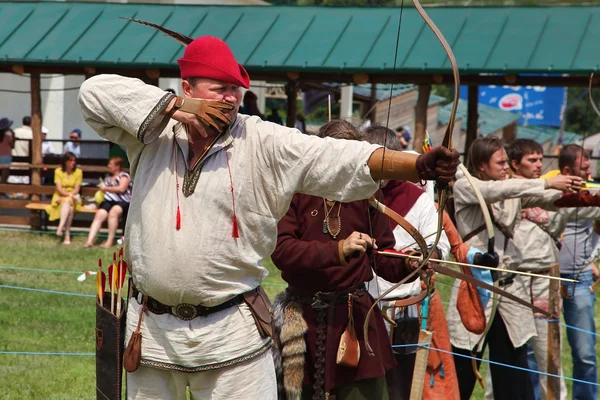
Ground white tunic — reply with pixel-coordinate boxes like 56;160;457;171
368;190;450;299
448;174;561;350
79;75;381;369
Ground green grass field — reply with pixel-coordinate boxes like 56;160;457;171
0;229;598;399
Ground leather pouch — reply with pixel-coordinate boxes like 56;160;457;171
123;296;147;373
336;294;360;367
243;286;274;339
457;280;486;335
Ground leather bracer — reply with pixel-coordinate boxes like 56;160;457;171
367;148;419;182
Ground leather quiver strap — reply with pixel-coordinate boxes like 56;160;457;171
336;294;360;368
456;278;486;335
243;286;274;339
123;296;147;373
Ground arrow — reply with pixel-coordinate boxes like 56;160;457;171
107;252;118;315
115;248;127;317
375;250;578;283
96;259;106;308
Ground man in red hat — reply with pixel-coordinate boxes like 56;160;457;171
79;35;459;399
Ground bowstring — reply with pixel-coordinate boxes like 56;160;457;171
368;0;406;299
570;77;595;294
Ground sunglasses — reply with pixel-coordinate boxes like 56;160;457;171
69;136;79;140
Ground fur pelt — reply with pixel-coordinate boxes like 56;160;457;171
272;291;308;400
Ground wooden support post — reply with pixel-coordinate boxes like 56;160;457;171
465;85;479;164
368;83;377;124
546;263;561;400
29;73;43;228
503;121;517;143
414;84;431;154
285;80;298;128
30;73;42;199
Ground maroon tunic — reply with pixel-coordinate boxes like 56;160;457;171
271;192;415;393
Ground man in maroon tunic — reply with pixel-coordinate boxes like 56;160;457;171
271;121;423;400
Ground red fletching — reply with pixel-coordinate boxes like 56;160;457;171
117;260;127;288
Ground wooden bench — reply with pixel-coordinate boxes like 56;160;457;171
0;184;122;231
25;202;98;231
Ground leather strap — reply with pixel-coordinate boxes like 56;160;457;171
165;95;184;119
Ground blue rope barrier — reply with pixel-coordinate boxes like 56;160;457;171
0;264;287;287
0;284;95;298
391;344;600;388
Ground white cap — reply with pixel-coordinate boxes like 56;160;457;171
41;126;49;134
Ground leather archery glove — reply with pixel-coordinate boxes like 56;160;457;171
416;146;460;186
473;251;499;268
176;96;235;132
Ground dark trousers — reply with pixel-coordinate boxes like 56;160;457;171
385;353;415;400
453;314;534;400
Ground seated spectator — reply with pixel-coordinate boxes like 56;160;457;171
41;126;54;155
84;157;132;248
63;129;82;158
46;152;83;245
0;117;14;185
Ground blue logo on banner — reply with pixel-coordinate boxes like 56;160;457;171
460;85;566;127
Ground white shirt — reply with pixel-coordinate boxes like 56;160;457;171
79;74;381;369
368;191;450;300
63;141;80;157
12;125;32;157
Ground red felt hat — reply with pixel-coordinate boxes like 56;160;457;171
177;36;250;89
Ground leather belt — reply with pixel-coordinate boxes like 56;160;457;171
131;284;244;321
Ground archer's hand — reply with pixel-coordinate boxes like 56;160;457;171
416;147;460;185
473;251;499;268
171;99;235;137
342;231;377;258
547;175;582;193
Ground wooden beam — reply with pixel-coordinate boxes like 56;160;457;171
414;85;431;154
503;121;517;143
0;216;30;226
285;80;298;128
0;164;115;173
30;73;42;202
465;85;479;164
546;263;561;400
2;64;598;87
0;184;97;197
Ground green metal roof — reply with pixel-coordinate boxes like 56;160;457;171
352;84;446;106
517;125;581;145
1;2;600;75
439;99;521;136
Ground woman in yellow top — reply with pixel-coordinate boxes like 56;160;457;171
46;152;82;244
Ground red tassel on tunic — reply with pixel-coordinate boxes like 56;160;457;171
226;152;239;239
232;214;239;238
176;206;181;231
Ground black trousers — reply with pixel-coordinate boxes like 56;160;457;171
453;314;534;400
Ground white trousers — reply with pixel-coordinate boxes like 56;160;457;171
127;351;277;400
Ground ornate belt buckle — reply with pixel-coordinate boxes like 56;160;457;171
173;303;198;321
